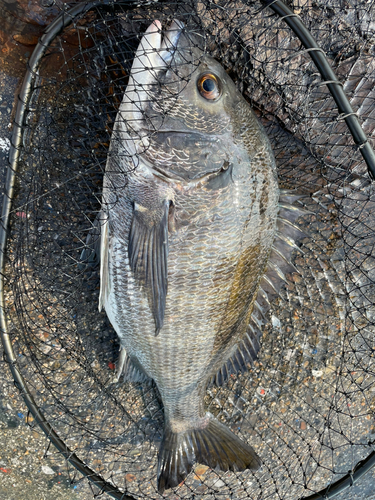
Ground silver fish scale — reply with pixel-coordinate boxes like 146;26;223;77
100;22;279;488
104;145;277;427
150;88;231;134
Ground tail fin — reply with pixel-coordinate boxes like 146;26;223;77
157;414;261;493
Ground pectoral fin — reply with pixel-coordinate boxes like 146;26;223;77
128;200;169;335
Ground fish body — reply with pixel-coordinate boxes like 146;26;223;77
99;20;278;491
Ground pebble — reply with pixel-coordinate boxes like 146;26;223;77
0;137;10;152
214;479;226;488
41;465;55;475
13;34;39;46
271;315;281;328
194;465;209;477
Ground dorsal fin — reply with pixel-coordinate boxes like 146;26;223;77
212;191;310;386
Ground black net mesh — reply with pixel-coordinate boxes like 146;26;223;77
3;0;375;498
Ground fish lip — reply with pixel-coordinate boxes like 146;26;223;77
159;19;184;64
150;164;228;185
142;128;225;140
117;20;185;129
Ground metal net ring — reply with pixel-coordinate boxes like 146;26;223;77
1;1;375;499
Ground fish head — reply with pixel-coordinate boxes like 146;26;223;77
115;20;275;185
143;22;243;137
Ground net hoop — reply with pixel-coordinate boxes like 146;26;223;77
1;1;374;498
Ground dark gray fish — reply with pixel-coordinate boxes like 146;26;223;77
81;19;306;492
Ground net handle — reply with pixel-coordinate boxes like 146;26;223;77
260;0;375;181
0;1;138;499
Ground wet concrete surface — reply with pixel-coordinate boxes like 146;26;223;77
0;20;97;499
0;3;375;500
0;0;63;51
2;70;375;500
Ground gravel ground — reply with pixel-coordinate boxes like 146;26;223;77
0;4;375;500
0;40;98;500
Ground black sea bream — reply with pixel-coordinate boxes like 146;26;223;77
85;19;303;492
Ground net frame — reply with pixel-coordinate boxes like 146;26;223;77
1;1;375;499
0;5;143;499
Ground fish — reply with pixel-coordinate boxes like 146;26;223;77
80;19;307;492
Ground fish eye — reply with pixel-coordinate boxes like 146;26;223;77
197;73;221;101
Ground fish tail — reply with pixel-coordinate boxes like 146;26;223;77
157;413;261;493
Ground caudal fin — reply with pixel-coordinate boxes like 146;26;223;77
157;414;261;493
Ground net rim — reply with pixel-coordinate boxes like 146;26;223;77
0;1;374;499
0;2;137;498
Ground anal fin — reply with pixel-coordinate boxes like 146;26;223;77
109;347;150;384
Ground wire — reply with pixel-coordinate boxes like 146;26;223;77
260;0;375;180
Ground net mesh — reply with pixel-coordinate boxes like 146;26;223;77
3;0;375;498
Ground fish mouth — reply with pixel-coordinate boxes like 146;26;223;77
133;18;184;71
116;19;184;130
150;163;232;187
